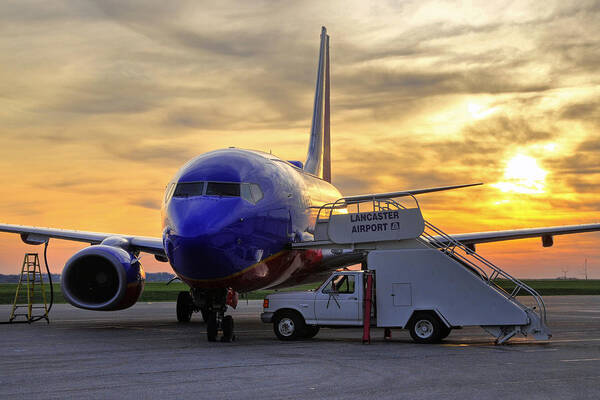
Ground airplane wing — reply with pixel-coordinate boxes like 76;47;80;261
0;223;165;256
343;183;483;202
440;223;600;249
341;184;600;249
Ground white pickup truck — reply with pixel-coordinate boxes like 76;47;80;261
261;265;456;344
261;249;551;344
261;270;369;341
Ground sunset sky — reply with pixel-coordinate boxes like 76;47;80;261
0;1;598;278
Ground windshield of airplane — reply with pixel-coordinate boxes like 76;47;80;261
172;181;263;204
173;182;204;198
206;182;240;197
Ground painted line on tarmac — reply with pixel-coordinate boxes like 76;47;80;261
551;338;600;343
561;358;600;363
523;348;558;353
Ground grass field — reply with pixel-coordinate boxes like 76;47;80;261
0;282;320;305
1;280;600;306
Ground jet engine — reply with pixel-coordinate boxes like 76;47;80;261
61;240;145;311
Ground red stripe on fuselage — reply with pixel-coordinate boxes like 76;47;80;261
177;249;324;292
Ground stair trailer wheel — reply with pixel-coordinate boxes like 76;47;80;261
408;313;444;344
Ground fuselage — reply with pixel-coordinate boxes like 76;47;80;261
161;148;342;292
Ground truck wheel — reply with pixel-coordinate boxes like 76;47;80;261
408;313;443;344
176;291;193;323
304;325;320;339
440;325;452;340
273;311;306;341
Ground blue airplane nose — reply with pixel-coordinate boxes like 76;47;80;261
164;196;257;281
168;197;239;238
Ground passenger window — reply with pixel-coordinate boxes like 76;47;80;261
206;182;240;197
322;275;355;294
173;182;204;198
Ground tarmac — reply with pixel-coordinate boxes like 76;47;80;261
1;296;599;399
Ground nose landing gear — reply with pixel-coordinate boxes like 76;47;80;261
177;288;237;342
221;315;235;342
205;310;235;342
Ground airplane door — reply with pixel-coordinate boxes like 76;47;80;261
315;274;359;324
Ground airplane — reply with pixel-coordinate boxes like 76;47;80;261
1;27;599;342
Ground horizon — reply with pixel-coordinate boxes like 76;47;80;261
0;1;598;278
0;271;594;281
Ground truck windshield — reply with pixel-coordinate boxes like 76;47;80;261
322;275;355;294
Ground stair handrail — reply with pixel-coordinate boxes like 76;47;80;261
421;220;547;324
418;227;490;281
368;198;547;324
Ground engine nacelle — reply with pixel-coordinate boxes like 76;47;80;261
61;244;145;311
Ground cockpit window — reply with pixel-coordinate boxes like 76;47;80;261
164;183;176;203
206;182;240;197
173;182;205;198
241;183;264;204
240;184;252;203
249;184;263;202
171;181;264;204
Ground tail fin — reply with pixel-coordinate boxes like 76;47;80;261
304;26;331;182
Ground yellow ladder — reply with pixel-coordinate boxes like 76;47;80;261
9;253;50;323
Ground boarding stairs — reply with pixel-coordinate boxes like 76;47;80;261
294;196;551;343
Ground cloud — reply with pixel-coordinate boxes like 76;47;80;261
101;138;205;167
130;198;161;210
332;112;557;197
46;78;161;115
560;100;600;127
545;135;600;196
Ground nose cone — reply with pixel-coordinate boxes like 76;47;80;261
168;196;239;238
165;197;252;280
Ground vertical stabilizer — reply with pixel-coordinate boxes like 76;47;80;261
304;27;331;182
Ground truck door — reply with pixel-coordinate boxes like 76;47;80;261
314;273;360;324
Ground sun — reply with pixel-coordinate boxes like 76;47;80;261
493;154;547;194
467;102;497;119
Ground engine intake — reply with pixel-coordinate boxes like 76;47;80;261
61;245;145;311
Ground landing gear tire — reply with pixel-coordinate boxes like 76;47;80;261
206;312;218;342
176;291;193;323
221;315;235;342
304;325;320;339
408;313;443;344
273;311;306;341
